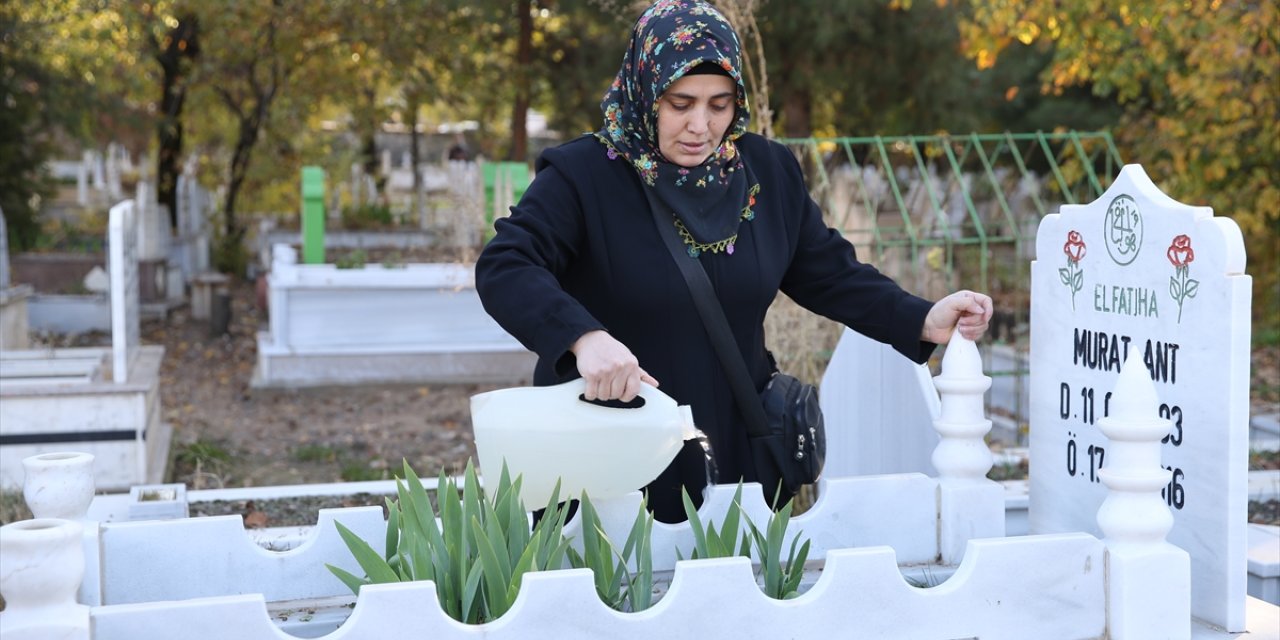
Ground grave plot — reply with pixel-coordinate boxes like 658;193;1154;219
14;334;1277;639
253;167;532;388
1029;165;1252;632
2;164;1275;639
0;200;168;491
21;178;179;334
0;209;34;350
253;243;534;388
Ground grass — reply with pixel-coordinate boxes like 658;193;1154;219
169;438;234;489
340;460;392;482
1250;449;1280;471
0;490;33;527
292;444;338;463
174;438;233;469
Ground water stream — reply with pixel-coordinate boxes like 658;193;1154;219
691;429;720;487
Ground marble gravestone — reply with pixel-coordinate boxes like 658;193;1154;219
1028;165;1251;631
109;200;141;384
820;327;940;478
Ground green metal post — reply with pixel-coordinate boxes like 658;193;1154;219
301;166;325;264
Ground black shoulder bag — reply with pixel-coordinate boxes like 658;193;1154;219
643;188;825;503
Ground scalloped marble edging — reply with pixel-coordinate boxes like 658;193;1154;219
92;534;1106;640
95;475;1001;607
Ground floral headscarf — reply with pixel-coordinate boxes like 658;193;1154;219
596;0;758;257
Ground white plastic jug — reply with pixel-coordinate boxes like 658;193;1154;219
470;379;697;509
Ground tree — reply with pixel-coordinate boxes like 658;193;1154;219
959;0;1279;333
0;3;61;248
510;0;534;161
535;0;631;139
0;1;144;249
195;0;342;273
140;4;201;229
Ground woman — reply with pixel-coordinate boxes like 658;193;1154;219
476;0;992;522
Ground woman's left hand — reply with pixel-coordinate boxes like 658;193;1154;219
921;290;994;343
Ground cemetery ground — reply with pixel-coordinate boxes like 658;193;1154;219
1;265;1278;528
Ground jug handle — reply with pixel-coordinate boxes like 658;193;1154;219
557;378;673;409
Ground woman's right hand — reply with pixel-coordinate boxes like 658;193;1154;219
570;330;659;402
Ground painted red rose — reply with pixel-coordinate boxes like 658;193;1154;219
1063;230;1086;262
1167;234;1195;268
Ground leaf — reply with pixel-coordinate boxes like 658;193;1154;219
1071;269;1083;291
462;461;483;559
627;513;655;612
461;561;485;624
719;484;745;559
1169;276;1181;300
385;499;400;563
681;487;709;558
1184;279;1199;298
410;533;433;585
531;480;568;569
510;529;541;594
503;475;529;563
1058;267;1071;285
333;520;400;584
471;515;511;619
545;536;574;574
326;563;369;595
438;471;464;594
782;537;811;598
483;501;513;580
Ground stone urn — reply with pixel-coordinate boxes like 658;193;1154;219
0;518;89;634
22;452;95;520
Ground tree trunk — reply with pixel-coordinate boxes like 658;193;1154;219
509;0;532;163
223;122;258;242
360;85;381;198
782;89;812;139
219;97;270;274
407;93;423;223
154;15;199;230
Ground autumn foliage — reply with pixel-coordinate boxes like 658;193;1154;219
958;0;1279;335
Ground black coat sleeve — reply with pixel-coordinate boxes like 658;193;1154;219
769;141;937;364
474;157;605;377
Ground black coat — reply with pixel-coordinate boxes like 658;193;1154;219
476;133;936;522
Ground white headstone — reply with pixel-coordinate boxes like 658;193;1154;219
83;266;109;293
820;328;940;477
106;143;123;200
350;163;363;206
91;150;105;190
108;201;141;385
77;153;89;206
176;175;192;236
0;208;9;290
134;180;171;261
1028;164;1251;631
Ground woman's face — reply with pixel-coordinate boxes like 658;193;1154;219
656;73;736;168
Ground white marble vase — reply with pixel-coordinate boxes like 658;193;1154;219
0;518;89;635
22;452;95;520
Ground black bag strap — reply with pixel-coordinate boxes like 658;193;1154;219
642;187;772;438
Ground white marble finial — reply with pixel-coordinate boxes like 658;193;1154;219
938;335;981;380
273;243;298;266
1109;350;1158;423
932;335;994;482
